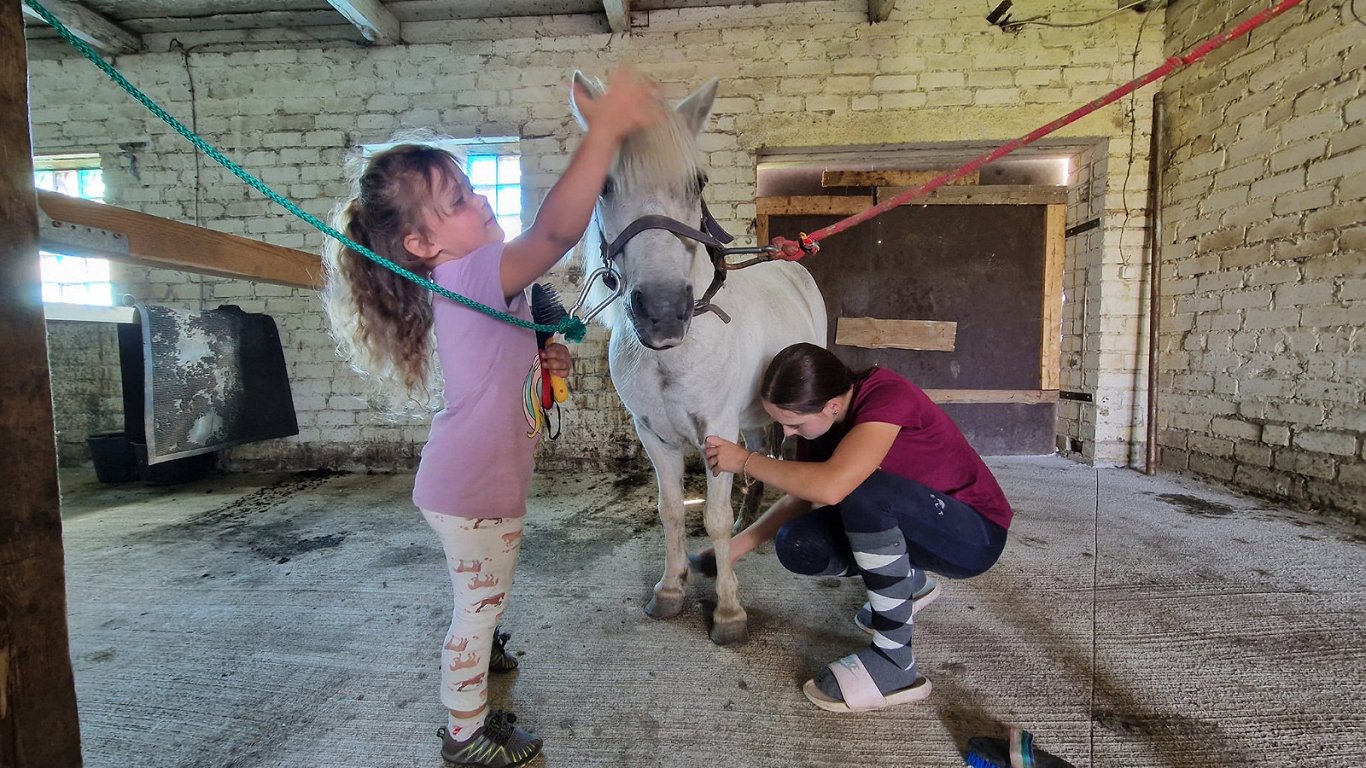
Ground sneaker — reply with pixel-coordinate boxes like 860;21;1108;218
438;710;542;768
854;577;941;634
490;627;519;673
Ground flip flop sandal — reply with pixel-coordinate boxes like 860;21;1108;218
801;654;933;713
855;577;942;633
965;728;1076;768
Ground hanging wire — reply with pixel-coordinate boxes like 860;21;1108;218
1001;0;1165;31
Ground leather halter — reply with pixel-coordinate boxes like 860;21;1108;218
597;198;735;323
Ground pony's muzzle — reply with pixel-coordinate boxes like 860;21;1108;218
628;284;693;349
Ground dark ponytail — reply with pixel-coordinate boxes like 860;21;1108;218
760;343;870;414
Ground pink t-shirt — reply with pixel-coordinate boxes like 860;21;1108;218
797;367;1014;530
412;242;541;518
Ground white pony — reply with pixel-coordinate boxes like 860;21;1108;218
570;75;827;644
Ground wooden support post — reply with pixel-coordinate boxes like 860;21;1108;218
0;0;83;765
1041;203;1066;391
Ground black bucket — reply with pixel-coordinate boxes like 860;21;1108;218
87;431;138;483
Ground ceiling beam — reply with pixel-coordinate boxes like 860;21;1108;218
869;0;895;23
603;0;630;33
326;0;400;45
21;0;140;54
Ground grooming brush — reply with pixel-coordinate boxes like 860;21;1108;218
530;282;571;409
964;728;1076;768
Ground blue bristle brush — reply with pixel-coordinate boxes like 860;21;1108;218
964;728;1076;768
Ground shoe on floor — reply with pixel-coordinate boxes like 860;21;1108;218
854;577;941;634
438;710;542;768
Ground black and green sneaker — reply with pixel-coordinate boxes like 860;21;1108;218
490;627;519;673
438;710;542;768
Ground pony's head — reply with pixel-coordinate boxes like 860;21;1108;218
571;74;719;350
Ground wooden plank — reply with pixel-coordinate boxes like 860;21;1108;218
823;169;978;188
877;184;1067;206
1041;203;1066;390
1;0;84;763
20;0;140;53
835;316;957;352
868;0;895;23
37;191;323;289
326;0;400;45
602;0;630;32
922;389;1059;404
756;195;874;217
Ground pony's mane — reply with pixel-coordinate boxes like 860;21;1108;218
613;108;704;194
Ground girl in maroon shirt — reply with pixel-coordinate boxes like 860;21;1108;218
701;342;1011;712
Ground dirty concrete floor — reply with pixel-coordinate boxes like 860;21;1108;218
58;456;1364;768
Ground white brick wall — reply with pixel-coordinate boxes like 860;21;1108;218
33;1;1353;520
1158;1;1364;520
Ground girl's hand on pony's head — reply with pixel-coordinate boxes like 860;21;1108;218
573;66;666;141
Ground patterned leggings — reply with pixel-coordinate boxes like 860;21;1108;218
421;510;524;719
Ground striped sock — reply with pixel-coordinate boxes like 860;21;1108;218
817;526;920;700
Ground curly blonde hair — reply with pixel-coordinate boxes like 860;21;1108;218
322;142;465;411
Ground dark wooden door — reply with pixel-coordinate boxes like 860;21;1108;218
765;201;1059;455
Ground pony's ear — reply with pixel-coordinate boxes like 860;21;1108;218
569;70;603;131
675;78;718;137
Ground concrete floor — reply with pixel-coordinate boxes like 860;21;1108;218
58;456;1364;768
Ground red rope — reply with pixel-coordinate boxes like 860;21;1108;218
768;0;1308;260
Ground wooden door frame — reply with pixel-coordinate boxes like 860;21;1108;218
756;185;1067;405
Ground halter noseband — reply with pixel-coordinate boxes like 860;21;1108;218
594;198;736;322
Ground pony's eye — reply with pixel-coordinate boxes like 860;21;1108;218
601;178;616;197
695;172;708;190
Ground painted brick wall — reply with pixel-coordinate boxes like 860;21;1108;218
1158;1;1364;520
30;1;1167;476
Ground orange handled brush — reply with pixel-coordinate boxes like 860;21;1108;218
530;283;570;409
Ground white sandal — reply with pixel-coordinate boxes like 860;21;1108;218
801;654;932;712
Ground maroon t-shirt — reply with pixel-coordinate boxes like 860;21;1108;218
796;367;1013;530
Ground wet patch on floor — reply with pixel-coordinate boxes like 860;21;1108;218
1157;493;1241;518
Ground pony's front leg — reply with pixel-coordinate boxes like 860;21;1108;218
704;465;748;645
637;428;688;620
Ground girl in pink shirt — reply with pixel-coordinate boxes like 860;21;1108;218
323;68;663;767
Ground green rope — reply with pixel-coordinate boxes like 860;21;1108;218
23;0;587;343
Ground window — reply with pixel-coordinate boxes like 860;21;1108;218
364;138;523;238
34;154;114;307
465;151;523;238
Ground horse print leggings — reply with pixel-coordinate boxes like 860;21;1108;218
421;509;524;720
773;470;1007;580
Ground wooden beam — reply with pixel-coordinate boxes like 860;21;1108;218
603;0;630;33
869;0;895;23
37;191;323;290
326;0;400;45
757;195;874;217
836;316;957;352
922;389;1059;404
1040;204;1066;391
1;0;83;763
20;0;139;54
876;184;1067;206
823;169;978;187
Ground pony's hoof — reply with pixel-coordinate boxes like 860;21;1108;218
709;617;748;645
645;591;685;619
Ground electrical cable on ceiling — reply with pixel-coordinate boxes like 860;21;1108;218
989;0;1167;32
